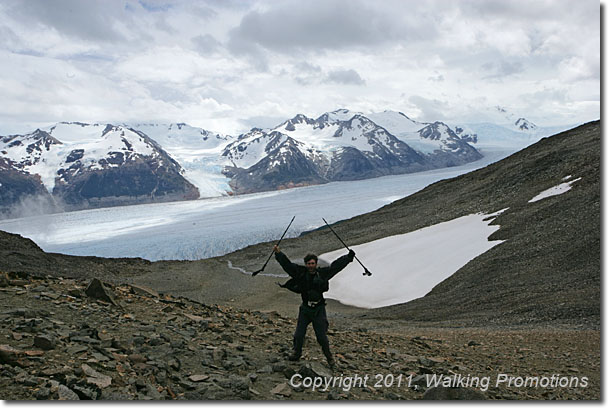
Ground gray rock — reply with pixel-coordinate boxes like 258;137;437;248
34;334;57;350
385;391;403;400
67;345;88;355
178;379;198;390
72;384;99;400
145;382;164;400
70;336;101;345
57;384;80;400
229;375;250;392
68;288;83;298
2;308;27;317
0;344;20;365
299;362;332;379
82;364;112;389
327;390;342;400
257;365;273;374
168;358;180;371
272;362;287;373
184;389;208;400
34;387;51;400
422;387;487;400
15;372;39;386
0;272;9;287
130;284;159;298
85;279;118;306
148;337;164;346
410;375;428;391
270;382;291;397
98;391;134;400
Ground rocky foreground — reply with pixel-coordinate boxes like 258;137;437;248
0;271;600;400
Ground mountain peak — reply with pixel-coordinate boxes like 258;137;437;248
515;118;537;131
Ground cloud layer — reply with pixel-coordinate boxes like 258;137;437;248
0;0;601;135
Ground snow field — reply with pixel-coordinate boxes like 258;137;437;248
528;177;581;203
322;212;505;309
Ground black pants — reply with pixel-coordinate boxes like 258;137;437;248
293;303;330;354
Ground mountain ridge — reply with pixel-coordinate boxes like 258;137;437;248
1;110;575;216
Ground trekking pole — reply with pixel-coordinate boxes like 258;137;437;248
322;218;372;276
252;215;296;276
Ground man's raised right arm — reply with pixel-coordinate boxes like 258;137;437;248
274;246;299;277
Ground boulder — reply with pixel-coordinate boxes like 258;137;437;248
82;364;112;389
270;382;292;397
33;334;57;350
0;344;21;365
130;284;159;298
57;384;80;400
299;361;333;379
0;272;9;287
85;279;118;306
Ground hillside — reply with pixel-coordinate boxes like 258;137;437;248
367;120;600;326
0;272;600;400
217;120;600;327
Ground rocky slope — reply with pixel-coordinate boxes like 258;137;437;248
0;272;600;400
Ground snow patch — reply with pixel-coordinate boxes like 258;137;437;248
528;177;581;203
322;212;505;309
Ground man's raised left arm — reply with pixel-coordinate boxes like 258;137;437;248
322;250;355;280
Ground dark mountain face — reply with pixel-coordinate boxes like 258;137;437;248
53;157;199;209
0;157;56;217
224;136;327;194
223;112;480;193
418;122;483;166
0;125;200;214
56;127;199;208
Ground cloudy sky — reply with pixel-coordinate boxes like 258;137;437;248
0;0;601;135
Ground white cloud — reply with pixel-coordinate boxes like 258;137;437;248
0;0;601;135
324;69;366;86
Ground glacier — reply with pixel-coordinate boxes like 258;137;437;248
0;148;513;261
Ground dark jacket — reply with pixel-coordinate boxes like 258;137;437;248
275;251;354;305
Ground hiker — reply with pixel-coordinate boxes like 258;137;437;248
273;244;355;369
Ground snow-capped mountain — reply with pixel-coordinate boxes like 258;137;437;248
514;117;537;131
367;111;479;155
222;130;328;193
0;123;198;213
123;123;234;198
0;108;496;215
0;110;486;212
126;122;232;151
487;106;541;134
218;109;482;194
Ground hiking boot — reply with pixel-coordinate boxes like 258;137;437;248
287;350;301;361
321;344;335;370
